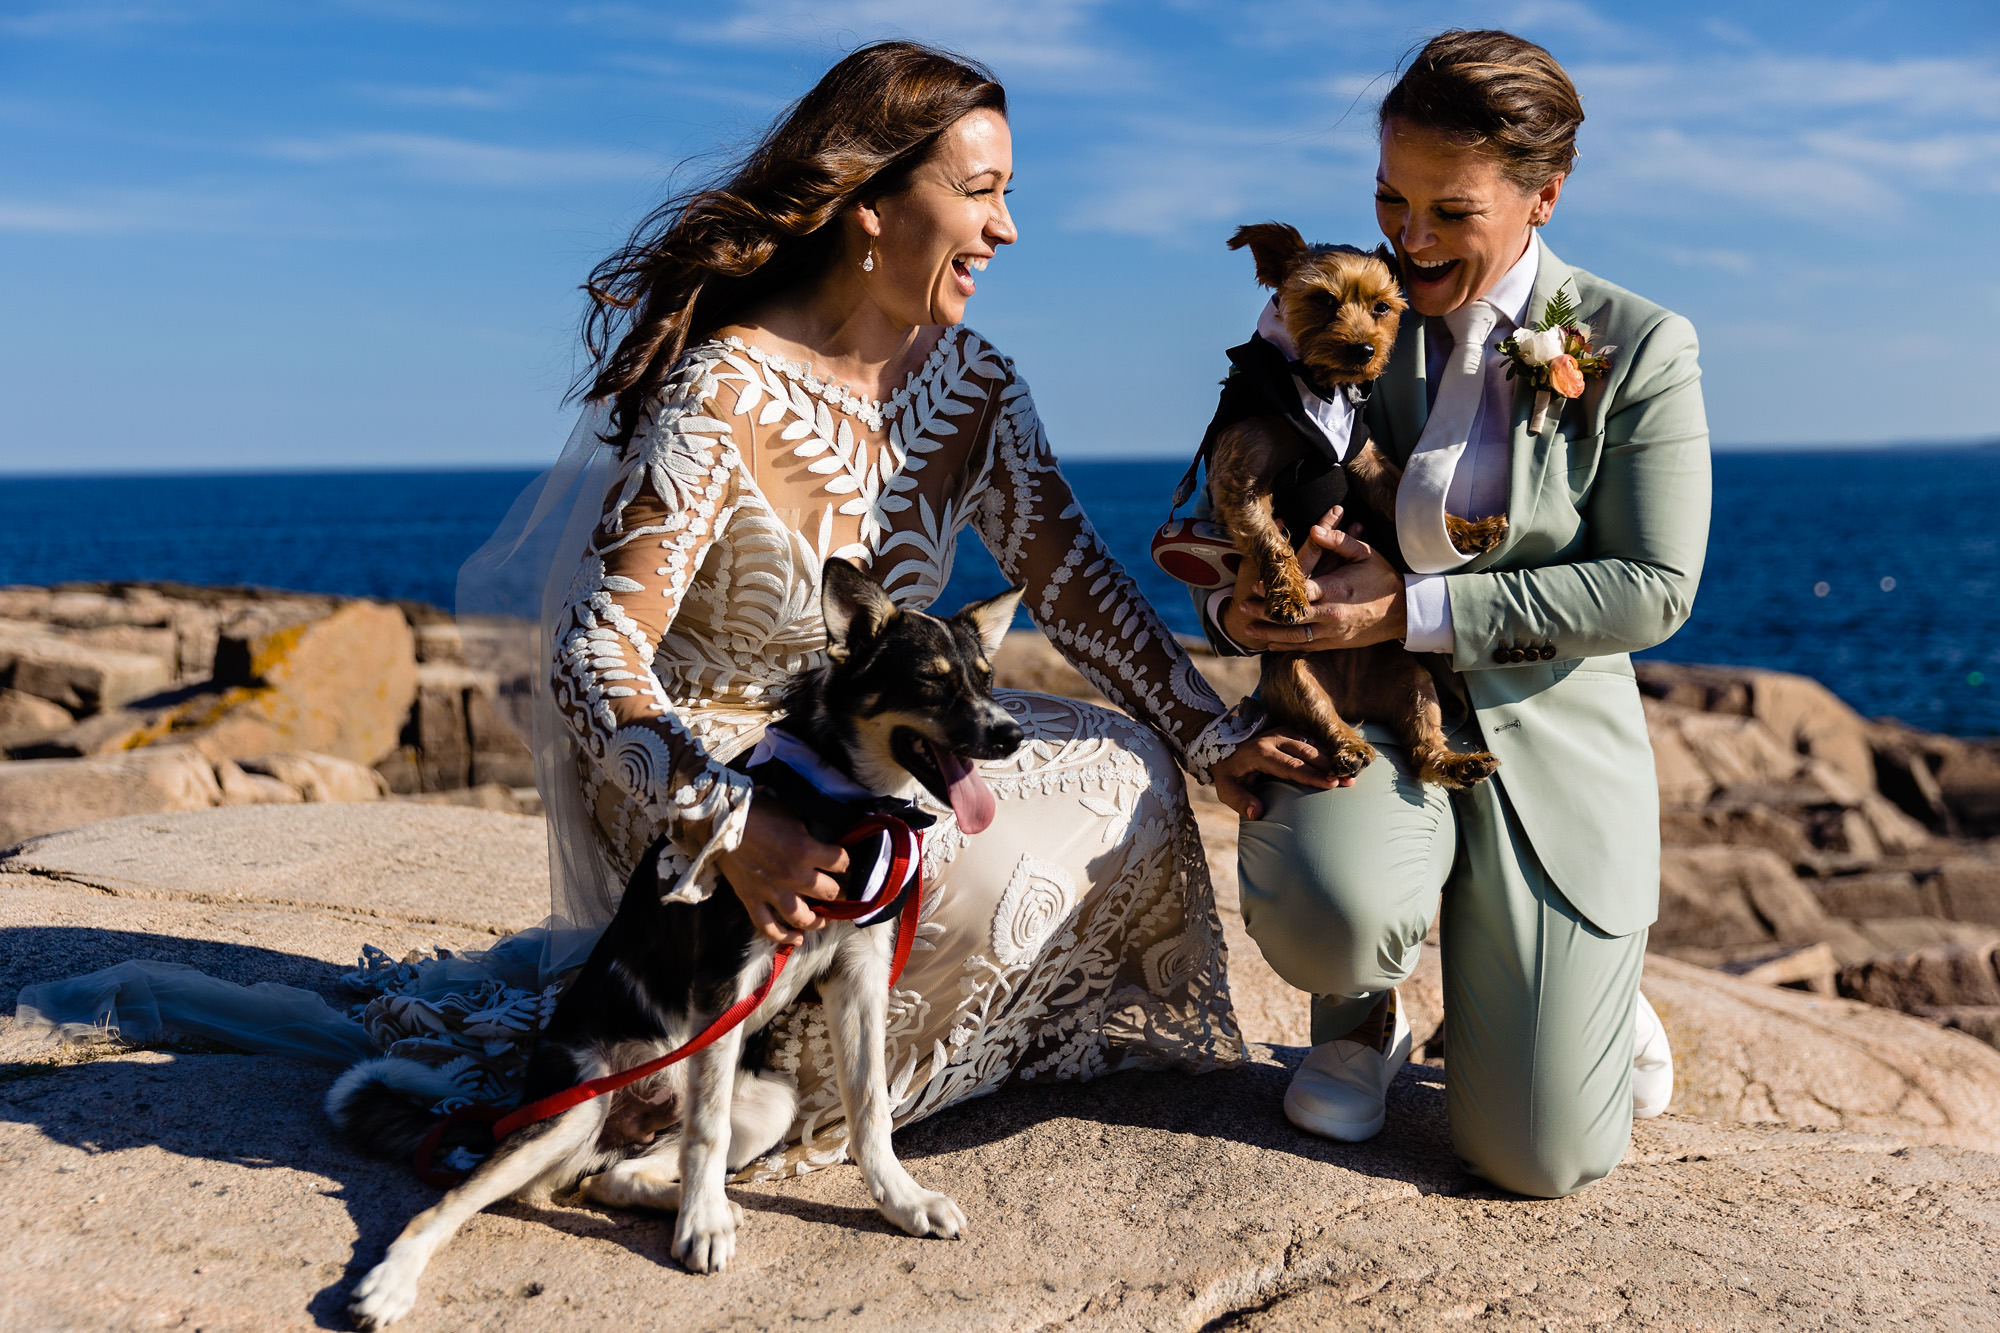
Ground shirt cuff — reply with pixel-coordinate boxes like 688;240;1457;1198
1402;574;1453;654
1205;588;1251;656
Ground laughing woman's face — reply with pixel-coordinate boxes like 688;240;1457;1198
1373;116;1563;317
867;108;1018;328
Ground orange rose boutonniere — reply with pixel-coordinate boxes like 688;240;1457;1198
1497;280;1615;432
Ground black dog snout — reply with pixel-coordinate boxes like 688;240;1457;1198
970;718;1023;759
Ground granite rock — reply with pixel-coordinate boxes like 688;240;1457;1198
1838;941;2000;1012
188;601;420;766
0;747;224;849
0;621;173;715
0;687;75;751
5;806;2000;1330
239;751;391;805
1637;661;1876;793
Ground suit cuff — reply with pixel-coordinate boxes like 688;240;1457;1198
1402;574;1453;653
1205;588;1253;657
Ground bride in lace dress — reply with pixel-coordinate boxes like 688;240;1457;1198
19;41;1326;1183
506;42;1341;1180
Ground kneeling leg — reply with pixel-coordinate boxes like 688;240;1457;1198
1443;785;1644;1198
1235;739;1454;1043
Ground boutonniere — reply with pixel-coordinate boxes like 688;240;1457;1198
1496;280;1616;432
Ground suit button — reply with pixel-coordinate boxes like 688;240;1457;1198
1507;647;1526;663
1493;647;1510;664
1539;644;1557;660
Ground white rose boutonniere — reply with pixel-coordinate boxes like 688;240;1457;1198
1517;327;1567;365
1496;280;1617;432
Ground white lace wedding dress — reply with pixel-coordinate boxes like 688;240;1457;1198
372;325;1254;1178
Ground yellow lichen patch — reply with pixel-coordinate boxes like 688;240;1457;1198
114;685;273;750
246;621;310;682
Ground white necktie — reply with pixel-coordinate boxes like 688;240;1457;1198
1397;301;1498;574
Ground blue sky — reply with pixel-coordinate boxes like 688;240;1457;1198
3;0;1996;474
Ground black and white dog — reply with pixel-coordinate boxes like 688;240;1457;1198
331;558;1024;1329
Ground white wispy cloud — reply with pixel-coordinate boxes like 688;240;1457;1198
1580;55;2000;123
1700;17;1757;48
0;1;210;38
1589;126;1892;220
347;82;516;110
263;132;650;186
0;199;150;234
342;69;604;112
1655;245;1755;275
1569;53;2000;224
573;0;1140;87
1499;0;1633;46
1061;111;1374;241
0;186;372;238
596;54;794;112
1220;0;1643;57
1803;129;2000;192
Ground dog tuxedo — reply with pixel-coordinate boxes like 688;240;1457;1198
1172;326;1374;542
736;726;934;928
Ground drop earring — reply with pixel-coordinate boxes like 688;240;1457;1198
862;245;875;273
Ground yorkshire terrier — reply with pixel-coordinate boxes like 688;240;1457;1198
1207;222;1503;788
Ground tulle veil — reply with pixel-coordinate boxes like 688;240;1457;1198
455;398;628;977
14;404;629;1065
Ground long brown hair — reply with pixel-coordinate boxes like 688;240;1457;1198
1379;30;1583;190
578;41;1007;445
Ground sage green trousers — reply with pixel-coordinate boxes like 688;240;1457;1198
1236;724;1646;1199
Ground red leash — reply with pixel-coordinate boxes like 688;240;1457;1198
413;815;922;1189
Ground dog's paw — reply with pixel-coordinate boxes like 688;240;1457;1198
880;1183;966;1240
347;1255;421;1330
1328;740;1378;779
1446;514;1508;556
1263;570;1315;625
672;1189;739;1274
1422;749;1500;790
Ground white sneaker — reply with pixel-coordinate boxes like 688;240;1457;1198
1632;990;1673;1119
1283;990;1412;1142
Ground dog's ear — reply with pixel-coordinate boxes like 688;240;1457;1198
956;585;1023;660
820;557;898;662
1229;223;1308;289
1372;243;1400;278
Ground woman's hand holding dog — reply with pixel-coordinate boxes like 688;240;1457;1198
1210;730;1347;820
719;799;851;945
1219;506;1408;651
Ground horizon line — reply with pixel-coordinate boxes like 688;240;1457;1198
1;435;1996;482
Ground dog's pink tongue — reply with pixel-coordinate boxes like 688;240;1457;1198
930;743;996;835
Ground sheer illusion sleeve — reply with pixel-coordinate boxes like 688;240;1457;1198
549;374;750;903
971;365;1260;784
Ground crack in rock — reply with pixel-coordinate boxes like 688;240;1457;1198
0;861;515;935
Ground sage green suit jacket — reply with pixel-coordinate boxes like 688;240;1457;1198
1197;235;1711;936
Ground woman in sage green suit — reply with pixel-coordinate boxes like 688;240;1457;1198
1198;31;1709;1198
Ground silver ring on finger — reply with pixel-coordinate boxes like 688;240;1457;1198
1303;624;1314;644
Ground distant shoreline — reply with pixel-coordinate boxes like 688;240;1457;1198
0;435;1996;482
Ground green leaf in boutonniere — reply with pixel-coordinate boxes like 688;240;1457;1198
1539;281;1581;332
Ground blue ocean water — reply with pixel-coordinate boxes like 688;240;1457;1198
3;450;1996;736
